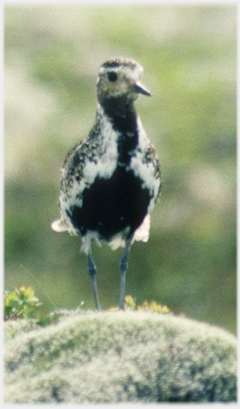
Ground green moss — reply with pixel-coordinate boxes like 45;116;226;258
4;310;236;403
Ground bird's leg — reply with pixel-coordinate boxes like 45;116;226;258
87;248;100;311
119;236;133;310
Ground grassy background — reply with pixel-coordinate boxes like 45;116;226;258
5;5;236;333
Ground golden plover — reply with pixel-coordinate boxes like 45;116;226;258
51;57;161;310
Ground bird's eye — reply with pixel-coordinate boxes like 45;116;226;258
107;72;118;82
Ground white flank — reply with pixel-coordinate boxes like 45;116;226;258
83;121;118;184
72;106;119;202
129;116;160;209
133;214;150;243
51;218;69;233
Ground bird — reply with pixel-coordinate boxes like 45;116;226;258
51;57;161;310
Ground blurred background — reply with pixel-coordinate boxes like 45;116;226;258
5;5;236;333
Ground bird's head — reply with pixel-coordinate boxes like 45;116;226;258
96;57;151;105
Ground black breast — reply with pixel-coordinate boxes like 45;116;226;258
68;166;150;241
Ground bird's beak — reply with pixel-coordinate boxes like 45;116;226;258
133;81;151;97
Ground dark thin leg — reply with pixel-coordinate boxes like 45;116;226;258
87;249;100;311
119;236;133;310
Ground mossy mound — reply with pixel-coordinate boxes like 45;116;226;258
4;310;237;403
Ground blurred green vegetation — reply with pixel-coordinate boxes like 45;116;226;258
4;6;236;333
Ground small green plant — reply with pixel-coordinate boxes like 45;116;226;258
124;294;137;310
4;286;42;320
137;299;170;314
109;295;171;313
4;286;61;326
